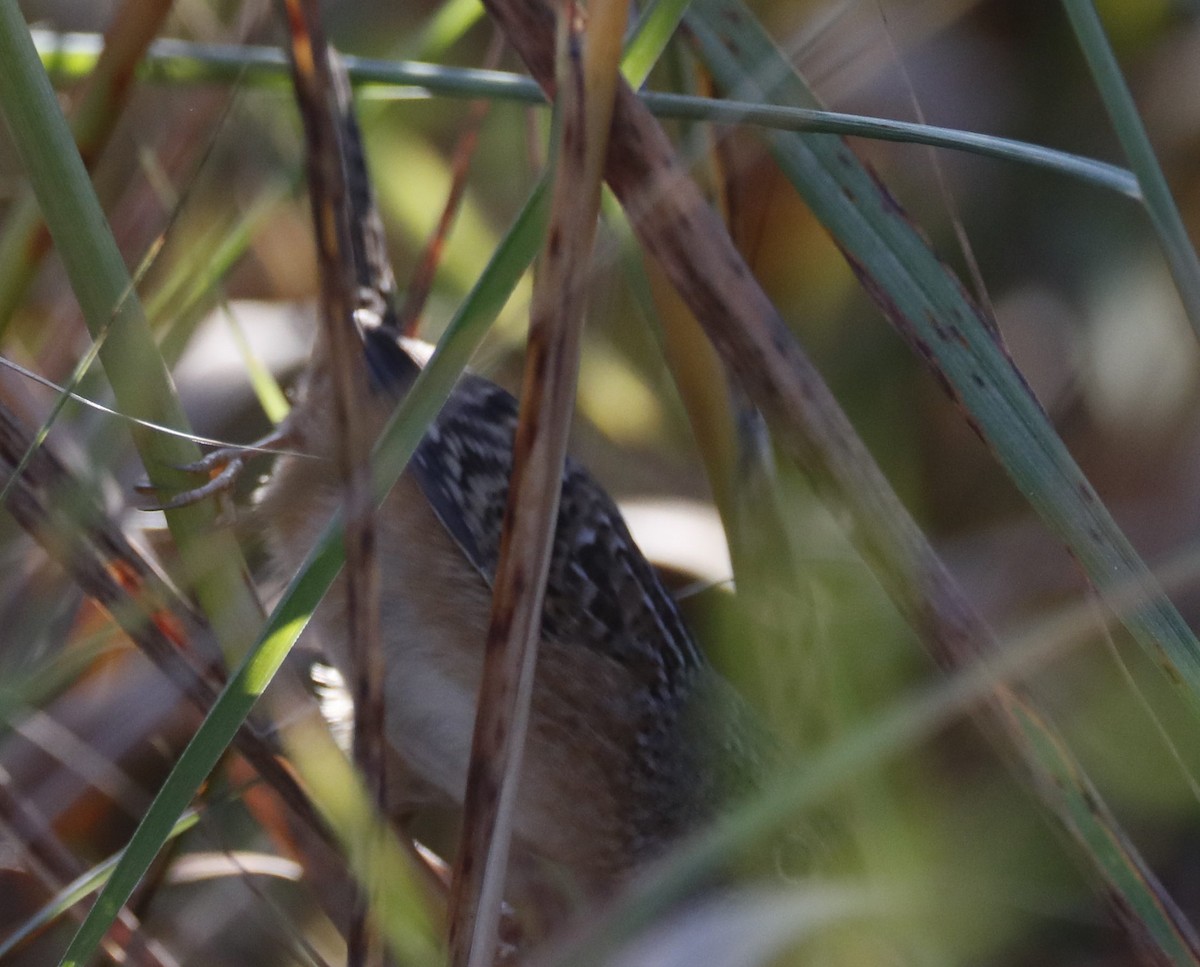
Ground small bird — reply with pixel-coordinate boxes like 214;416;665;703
258;336;762;892
251;49;766;918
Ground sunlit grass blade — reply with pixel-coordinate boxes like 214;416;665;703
621;0;693;86
219;301;293;426
56;531;338;967
1060;0;1200;333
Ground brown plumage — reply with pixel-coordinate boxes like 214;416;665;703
255;47;764;910
258;338;762;896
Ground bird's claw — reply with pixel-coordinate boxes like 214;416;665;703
135;428;293;513
136;455;245;512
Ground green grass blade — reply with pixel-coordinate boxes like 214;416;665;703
1005;700;1200;962
641;92;1139;199
57;537;338;967
0;1;263;666
1060;0;1200;334
0;11;186;445
0;1;172;334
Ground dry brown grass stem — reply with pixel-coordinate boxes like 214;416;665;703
398;28;507;338
447;1;627;963
280;1;388;963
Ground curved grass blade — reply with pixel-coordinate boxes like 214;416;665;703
642;93;1138;199
31;31;1138;199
